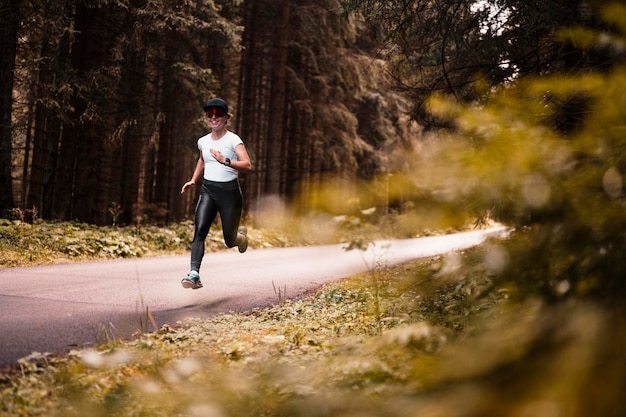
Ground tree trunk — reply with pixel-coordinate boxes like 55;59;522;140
237;0;259;207
52;2;104;222
28;70;62;218
264;0;290;195
21;100;34;208
0;0;22;213
154;70;175;224
27;0;73;220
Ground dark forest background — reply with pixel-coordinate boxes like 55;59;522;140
0;0;617;226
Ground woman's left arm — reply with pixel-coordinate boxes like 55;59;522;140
232;143;253;173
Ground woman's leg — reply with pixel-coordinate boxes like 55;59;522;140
218;187;243;248
190;188;218;272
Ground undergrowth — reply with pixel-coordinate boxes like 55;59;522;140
0;220;197;267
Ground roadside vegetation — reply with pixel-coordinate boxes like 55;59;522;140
0;219;194;267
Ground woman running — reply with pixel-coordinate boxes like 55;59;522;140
180;98;252;289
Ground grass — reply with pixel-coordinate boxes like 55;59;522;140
0;220;187;267
1;220;624;417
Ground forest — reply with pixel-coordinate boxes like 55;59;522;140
1;0;412;226
2;0;615;227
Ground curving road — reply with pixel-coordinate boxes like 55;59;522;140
0;227;508;368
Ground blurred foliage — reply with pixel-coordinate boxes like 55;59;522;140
412;9;626;304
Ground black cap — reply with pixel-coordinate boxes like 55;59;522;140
203;98;229;113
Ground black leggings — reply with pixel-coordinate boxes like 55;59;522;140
191;179;243;272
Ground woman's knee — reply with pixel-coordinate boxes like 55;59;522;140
224;232;238;248
192;221;211;242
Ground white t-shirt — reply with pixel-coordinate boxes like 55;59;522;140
198;131;244;182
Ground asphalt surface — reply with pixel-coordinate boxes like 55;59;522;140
0;227;507;368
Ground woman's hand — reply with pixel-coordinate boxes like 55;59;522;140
210;149;226;164
182;154;204;194
181;180;195;194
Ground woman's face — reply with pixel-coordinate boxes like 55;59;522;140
205;108;229;129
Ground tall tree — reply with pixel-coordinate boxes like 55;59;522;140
27;0;71;219
264;0;290;195
0;0;22;213
51;1;117;222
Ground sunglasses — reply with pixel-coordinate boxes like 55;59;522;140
205;108;227;118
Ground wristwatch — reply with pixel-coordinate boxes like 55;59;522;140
224;158;231;166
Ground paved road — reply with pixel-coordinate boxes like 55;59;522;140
0;227;507;368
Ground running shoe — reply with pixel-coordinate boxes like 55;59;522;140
237;226;248;253
181;271;203;289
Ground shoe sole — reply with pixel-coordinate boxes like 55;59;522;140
181;278;203;289
238;227;248;253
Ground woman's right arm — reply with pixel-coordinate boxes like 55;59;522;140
181;152;205;194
